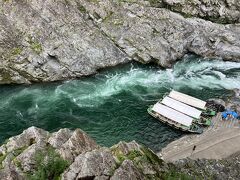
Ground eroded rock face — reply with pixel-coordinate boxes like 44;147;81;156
157;0;240;24
0;127;240;179
62;148;117;180
0;127;98;179
0;0;240;84
0;0;129;84
0;168;24;180
110;160;145;180
0;127;167;179
56;129;99;162
174;154;240;180
79;0;240;67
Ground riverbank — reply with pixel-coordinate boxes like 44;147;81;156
159;90;240;162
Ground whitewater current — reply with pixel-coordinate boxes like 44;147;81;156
0;55;239;150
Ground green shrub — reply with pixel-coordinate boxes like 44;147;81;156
162;170;193;180
27;36;43;54
127;150;142;160
0;153;7;169
11;47;22;56
29;147;69;180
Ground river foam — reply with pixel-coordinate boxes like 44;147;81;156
55;55;240;107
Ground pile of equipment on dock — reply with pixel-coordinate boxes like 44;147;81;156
148;90;217;134
221;110;239;120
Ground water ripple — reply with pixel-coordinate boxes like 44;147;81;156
0;55;239;151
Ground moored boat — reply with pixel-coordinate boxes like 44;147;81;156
168;90;216;116
147;103;203;134
161;96;212;126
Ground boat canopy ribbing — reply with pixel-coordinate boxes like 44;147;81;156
152;103;193;127
169;90;206;110
161;96;202;119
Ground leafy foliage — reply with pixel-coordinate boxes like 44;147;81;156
29;147;69;180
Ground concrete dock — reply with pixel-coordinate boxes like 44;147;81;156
159;113;240;162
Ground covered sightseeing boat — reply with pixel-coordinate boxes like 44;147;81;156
161;96;212;126
147;90;217;133
148;103;203;134
168;90;216;116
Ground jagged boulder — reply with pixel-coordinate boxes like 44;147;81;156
62;148;117;180
111;140;142;155
15;141;47;172
48;128;73;149
156;0;240;24
110;160;145;180
0;127;240;179
0;127;167;179
56;129;99;162
3;126;49;153
0;127;99;179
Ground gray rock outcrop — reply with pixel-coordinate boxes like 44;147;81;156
0;127;240;179
0;0;129;84
0;127;98;179
0;0;240;84
156;0;240;24
79;0;240;67
174;154;240;180
110;160;145;180
0;127;166;179
62;148;117;180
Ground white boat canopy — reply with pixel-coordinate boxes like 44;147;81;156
152;103;193;127
169;90;207;110
161;96;202;119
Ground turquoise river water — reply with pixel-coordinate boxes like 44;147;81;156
1;55;240;151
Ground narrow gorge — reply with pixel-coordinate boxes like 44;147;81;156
0;0;240;179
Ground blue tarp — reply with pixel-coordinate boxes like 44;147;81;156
222;110;239;119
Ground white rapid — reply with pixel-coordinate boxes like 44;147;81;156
55;55;240;107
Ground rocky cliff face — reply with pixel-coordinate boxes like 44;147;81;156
0;127;173;180
0;127;239;180
0;0;129;84
0;0;240;84
156;0;240;24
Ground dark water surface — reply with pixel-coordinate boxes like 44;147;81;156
1;55;240;151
